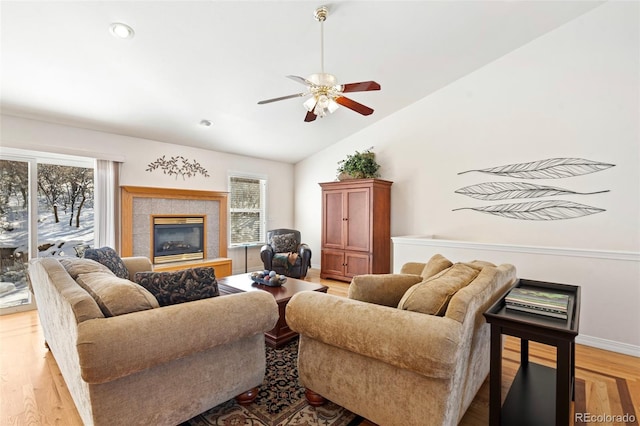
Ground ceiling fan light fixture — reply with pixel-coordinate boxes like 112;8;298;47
304;92;340;117
312;96;339;118
317;94;330;109
327;98;339;114
313;103;328;118
303;97;317;112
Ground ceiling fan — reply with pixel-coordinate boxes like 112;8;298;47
257;5;381;122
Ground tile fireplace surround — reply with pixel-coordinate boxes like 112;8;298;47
121;186;228;261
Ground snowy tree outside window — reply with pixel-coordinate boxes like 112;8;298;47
0;153;94;312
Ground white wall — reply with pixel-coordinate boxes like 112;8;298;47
294;2;640;349
0;115;295;270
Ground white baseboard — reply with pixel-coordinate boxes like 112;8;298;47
576;334;640;357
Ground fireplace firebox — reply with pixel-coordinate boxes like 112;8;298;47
152;216;205;264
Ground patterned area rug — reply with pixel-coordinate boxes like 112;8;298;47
186;340;362;426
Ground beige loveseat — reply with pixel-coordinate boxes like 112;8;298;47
286;255;517;426
29;256;279;426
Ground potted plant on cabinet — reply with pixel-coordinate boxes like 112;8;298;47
336;148;381;180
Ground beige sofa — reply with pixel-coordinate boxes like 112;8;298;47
29;256;279;426
286;255;517;426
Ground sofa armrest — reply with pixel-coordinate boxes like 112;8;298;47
348;273;423;307
77;291;279;384
122;256;153;281
286;292;462;379
399;262;426;275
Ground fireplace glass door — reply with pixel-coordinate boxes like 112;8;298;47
152;216;205;263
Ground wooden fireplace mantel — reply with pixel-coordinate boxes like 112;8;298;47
120;186;228;259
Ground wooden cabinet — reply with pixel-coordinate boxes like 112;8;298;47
320;179;392;282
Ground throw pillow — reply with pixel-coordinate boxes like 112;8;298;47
134;267;219;307
421;254;454;280
60;257;114;280
83;246;129;280
73;244;91;258
271;233;297;253
76;272;159;317
398;263;481;316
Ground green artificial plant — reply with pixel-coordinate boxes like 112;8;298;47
337;148;381;180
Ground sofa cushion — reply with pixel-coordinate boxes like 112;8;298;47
83;246;129;279
421;254;454;279
76;272;159;317
398;263;481;316
134;267;219;307
60;257;114;279
271;233;297;253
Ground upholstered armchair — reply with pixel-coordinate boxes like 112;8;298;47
260;229;312;278
286;255;517;426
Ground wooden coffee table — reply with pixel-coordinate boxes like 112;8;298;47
217;273;328;349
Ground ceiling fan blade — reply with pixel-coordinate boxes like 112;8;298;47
304;110;317;122
257;93;307;105
335;96;374;116
287;75;314;86
341;81;381;93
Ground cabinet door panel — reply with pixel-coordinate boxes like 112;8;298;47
344;252;371;278
323;191;345;249
321;250;345;277
345;189;370;252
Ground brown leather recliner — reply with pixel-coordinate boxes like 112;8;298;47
260;229;312;278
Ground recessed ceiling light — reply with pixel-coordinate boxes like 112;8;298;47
109;23;135;39
199;119;212;127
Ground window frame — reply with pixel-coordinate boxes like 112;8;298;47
0;148;94;314
228;172;267;247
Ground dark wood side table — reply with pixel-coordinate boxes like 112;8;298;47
484;279;580;426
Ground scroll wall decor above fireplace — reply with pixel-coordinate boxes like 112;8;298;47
152;215;206;264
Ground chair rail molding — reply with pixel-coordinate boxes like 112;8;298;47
391;236;640;262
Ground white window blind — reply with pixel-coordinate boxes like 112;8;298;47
229;175;266;245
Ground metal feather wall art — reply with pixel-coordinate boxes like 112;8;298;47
146;155;210;180
454;158;614;221
458;157;614;179
454;182;609;201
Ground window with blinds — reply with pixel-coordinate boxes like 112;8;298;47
229;175;266;245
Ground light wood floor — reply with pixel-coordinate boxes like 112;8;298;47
1;269;638;425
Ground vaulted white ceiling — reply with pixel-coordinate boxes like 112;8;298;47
1;1;603;163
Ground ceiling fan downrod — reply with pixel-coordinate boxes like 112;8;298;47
314;6;328;74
